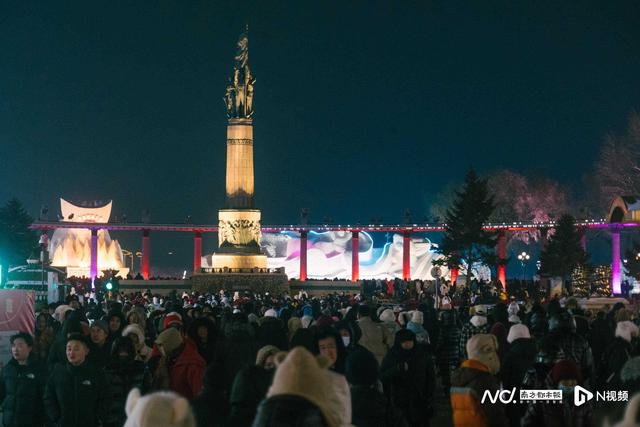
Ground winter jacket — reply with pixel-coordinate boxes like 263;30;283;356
87;341;110;370
500;338;536;427
548;330;594;384
325;371;352;427
167;338;206;399
358;317;392;363
350;385;409;427
219;321;258;392
44;361;108;427
599;337;634;389
252;395;330;427
380;344;436;425
450;359;507;427
104;360;150;427
458;316;489;360
0;357;46;427
228;366;274;427
436;321;461;374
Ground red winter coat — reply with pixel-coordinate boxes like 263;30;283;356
168;338;206;399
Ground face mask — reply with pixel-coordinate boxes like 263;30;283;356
559;384;574;395
342;337;351;347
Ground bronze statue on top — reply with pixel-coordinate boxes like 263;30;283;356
224;27;256;120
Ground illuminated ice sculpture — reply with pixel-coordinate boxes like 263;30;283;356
48;199;128;278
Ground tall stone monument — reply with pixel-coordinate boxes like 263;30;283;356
211;28;267;270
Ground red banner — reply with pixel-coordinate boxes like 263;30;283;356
0;290;35;368
0;290;35;334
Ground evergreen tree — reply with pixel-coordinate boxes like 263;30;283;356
436;168;497;286
539;214;587;292
0;198;38;283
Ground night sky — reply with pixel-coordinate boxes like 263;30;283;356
2;1;640;272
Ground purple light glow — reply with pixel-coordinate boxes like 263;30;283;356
611;230;621;294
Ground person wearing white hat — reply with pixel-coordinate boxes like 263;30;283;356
458;305;489;360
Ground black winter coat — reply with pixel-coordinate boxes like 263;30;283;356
379;344;436;426
104;360;150;427
500;338;536;427
227;366;274;427
0;357;46;427
350;385;409;427
44;362;108;427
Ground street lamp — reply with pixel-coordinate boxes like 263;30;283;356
517;251;530;281
121;249;134;273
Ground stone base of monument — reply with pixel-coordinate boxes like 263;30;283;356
191;269;288;294
210;253;267;269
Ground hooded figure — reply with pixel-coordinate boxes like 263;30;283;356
450;334;507;427
406;311;430;345
226;345;280;427
436;308;461;397
501;324;536;427
379;329;436;427
346;348;409;427
252;347;337;427
600;321;639;389
123;324;152;362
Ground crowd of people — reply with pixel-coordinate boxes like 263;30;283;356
0;286;639;427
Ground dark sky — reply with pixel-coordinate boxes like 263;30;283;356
2;1;640;272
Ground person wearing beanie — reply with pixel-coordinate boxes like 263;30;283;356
287;317;303;345
104;336;151;427
154;327;205;399
163;312;184;331
458;304;489;361
501;324;536;427
227;345;280;427
88;319;111;369
522;359;593;427
357;304;392;364
123;323;152;362
253;347;337;427
44;333;109;427
124;389;196;427
599;320;639;390
380;329;436;427
406;310;430;345
346;348;408;427
0;333;47;427
450;334;507;427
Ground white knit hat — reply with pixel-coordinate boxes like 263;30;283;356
379;308;395;323
616;321;640;343
507;324;531;343
264;309;278;318
124;389;195;427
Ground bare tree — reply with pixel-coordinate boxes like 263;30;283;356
596;112;640;202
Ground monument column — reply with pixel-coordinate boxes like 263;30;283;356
211;28;267;270
193;232;202;274
142;230;150;280
351;231;359;282
402;231;411;281
299;230;308;281
89;229;98;282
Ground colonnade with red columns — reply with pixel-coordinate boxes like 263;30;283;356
141;230;151;280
